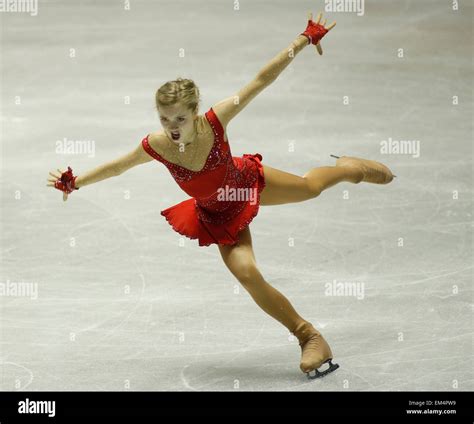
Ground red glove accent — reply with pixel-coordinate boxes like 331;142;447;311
54;166;79;194
300;20;328;45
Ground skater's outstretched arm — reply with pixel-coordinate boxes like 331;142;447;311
212;11;335;128
47;142;153;201
74;144;153;188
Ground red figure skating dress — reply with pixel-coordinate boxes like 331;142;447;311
141;107;266;246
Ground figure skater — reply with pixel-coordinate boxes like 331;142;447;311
47;12;394;379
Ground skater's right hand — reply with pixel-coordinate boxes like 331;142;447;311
47;166;79;202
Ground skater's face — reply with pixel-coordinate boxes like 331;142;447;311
158;103;198;146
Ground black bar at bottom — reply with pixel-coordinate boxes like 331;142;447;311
0;391;471;421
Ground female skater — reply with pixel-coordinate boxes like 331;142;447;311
47;12;394;379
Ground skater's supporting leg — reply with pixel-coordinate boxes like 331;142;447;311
260;164;362;206
218;226;337;376
218;226;305;332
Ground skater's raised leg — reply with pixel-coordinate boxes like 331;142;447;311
218;226;337;376
260;155;394;206
260;164;362;206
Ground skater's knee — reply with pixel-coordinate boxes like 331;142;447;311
302;173;322;197
235;263;263;287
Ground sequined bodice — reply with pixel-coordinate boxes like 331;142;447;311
142;107;258;224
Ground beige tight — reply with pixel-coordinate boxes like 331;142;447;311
218;226;305;333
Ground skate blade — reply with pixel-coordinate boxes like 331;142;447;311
306;359;339;380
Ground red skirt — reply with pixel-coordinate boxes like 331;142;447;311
161;154;266;247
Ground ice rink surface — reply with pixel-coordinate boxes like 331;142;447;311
0;0;472;391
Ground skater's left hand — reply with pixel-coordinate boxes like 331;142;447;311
301;11;336;55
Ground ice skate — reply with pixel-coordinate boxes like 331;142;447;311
330;154;395;184
292;321;339;379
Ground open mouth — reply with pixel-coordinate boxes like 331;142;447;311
171;130;180;141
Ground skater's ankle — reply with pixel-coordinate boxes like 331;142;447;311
291;319;311;334
292;320;319;340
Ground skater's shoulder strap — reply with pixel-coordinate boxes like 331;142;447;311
205;107;228;143
141;134;166;163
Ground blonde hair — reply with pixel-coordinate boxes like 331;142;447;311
155;77;200;114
